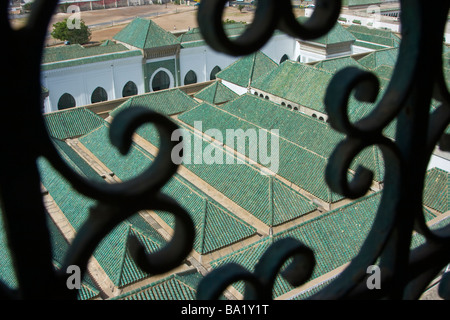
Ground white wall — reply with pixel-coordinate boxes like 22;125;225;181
261;33;297;64
42;55;143;112
179;46;237;84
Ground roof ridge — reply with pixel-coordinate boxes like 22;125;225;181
116;224;132;287
198;198;209;254
248;52;258;88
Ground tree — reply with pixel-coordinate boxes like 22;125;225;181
51;18;91;45
238;4;245;13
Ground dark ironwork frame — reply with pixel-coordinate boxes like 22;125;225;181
0;0;448;300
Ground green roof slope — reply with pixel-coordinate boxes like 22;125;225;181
194;81;239;105
47;218;101;300
346;25;401;48
42;43;132;63
177;101;348;202
298;18;356;45
206;94;385;183
423;168;450;214
52;138;104;183
110;88;198;118
313;56;366;73
113;17;179;49
113;271;205;300
251;61;334;114
44;107;105;140
250;61;395;139
41;43;141;70
216;51;279;88
78;125;258;253
37;156;168;288
343;0;382;6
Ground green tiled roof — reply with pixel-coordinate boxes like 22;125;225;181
78;125;258;253
38;154;167;288
109;88;198;118
43;43;132;63
313;56;366;73
298;18;356;45
177;101;347;202
423;168;450;214
154;177;257;254
38;158;93;230
250;61;395;139
0;197;100;299
343;0;382;6
0;207;18;289
174;124;318;222
52;138;104;182
210;191;437;298
372;65;394;80
346;25;401;48
180;23;279;49
113;271;205;300
216;51;279;88
251;61;334;114
357;48;399;69
211;93;385;183
113;17;180;49
47;218;101;300
194;80;239;105
44;107;105;140
41;43;141;70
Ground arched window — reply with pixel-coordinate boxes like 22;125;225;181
58;93;76;110
319;116;324;121
265;96;269;100
122;81;138;98
91;87;108;104
281;102;286;106
152;70;171;91
254;91;259;96
260;94;264;98
312;114;317;118
210;66;221;80
297;55;301;62
280;54;289;64
184;70;197;85
287;104;292;109
293;106;299;111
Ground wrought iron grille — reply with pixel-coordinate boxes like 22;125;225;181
0;0;449;300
